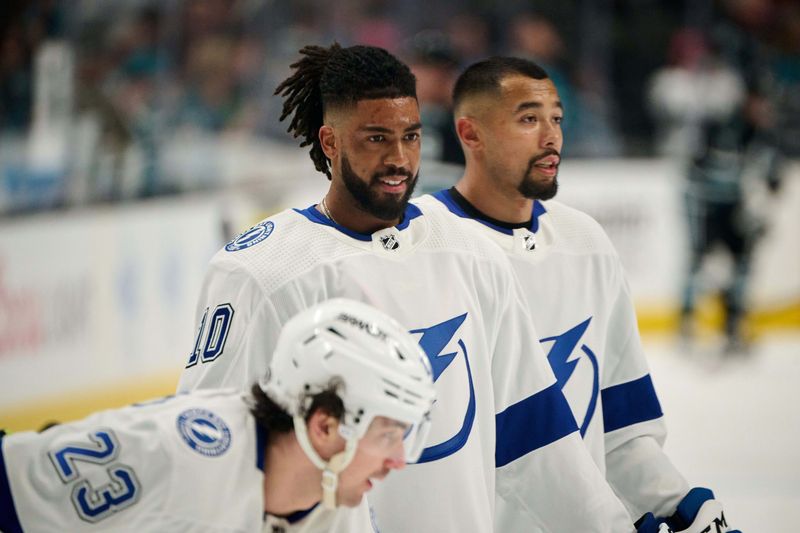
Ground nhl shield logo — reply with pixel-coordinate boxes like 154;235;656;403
379;234;400;251
523;233;536;251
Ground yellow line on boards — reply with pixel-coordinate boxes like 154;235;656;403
636;299;800;336
1;372;182;434
1;299;797;434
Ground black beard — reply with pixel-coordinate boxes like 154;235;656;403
517;149;560;200
340;155;418;221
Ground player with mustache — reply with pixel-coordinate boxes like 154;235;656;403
417;56;740;533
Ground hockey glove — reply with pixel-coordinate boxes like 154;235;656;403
636;487;741;533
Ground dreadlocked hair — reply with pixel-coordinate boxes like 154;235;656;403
275;43;417;179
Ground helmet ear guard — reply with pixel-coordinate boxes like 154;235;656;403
260;298;437;507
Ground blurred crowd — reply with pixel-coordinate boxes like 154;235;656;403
0;0;798;212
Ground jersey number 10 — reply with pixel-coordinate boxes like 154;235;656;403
186;304;235;368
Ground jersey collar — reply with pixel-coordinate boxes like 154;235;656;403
432;188;547;234
293;203;423;241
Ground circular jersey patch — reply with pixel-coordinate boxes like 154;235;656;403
225;221;274;252
176;408;232;457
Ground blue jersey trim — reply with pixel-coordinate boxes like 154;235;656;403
255;424;268;472
495;383;578;468
432;190;512;235
0;434;24;533
530;200;546;233
601;374;663;433
285;503;319;524
293;203;423;242
432;189;548;234
668;487;715;530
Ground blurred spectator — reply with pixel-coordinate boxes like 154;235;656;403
647;29;745;159
0;0;795;216
445;12;494;67
177;35;245;133
72;21;133;203
403;30;464;165
0;26;33;132
0;0;65;133
349;0;402;53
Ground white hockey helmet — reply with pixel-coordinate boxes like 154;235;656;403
260;298;436;507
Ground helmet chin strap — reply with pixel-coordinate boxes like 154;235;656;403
293;415;358;509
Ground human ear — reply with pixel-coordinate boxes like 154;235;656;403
307;410;343;459
455;117;481;151
319;125;337;159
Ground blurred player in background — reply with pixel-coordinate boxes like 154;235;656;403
649;5;787;355
0;299;436;533
179;43;635;532
416;56;739;533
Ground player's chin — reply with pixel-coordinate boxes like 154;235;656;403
338;488;367;508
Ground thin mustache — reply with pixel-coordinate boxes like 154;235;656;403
373;168;414;180
531;149;561;164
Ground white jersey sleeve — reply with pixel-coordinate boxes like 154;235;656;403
1;391;265;532
178;251;284;392
602;267;689;519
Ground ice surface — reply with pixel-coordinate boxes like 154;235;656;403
646;333;800;533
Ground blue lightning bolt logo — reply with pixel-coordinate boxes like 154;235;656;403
410;312;475;463
541;317;600;437
542;318;591;386
411;313;467;381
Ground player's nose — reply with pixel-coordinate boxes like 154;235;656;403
384;456;406;470
383;139;409;168
384;442;406;470
540;120;561;148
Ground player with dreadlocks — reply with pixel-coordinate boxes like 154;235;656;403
179;43;635;532
275;43;421;231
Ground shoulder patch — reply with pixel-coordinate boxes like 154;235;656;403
225;221;274;252
176;408;232;457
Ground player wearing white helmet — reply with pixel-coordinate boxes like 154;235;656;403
0;299;435;533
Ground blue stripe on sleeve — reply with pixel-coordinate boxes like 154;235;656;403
601;374;663;433
0;434;24;533
495;383;579;468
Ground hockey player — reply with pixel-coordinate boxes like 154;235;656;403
0;299;437;533
416;56;740;532
178;43;635;532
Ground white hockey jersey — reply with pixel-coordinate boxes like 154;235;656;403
178;203;633;533
0;390;370;532
421;190;691;521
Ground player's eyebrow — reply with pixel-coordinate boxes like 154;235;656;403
359;122;423;134
515;101;563;113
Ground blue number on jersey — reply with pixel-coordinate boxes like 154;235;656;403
186;304;235;367
48;429;141;523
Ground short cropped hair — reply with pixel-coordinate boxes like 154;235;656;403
452;56;549;111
